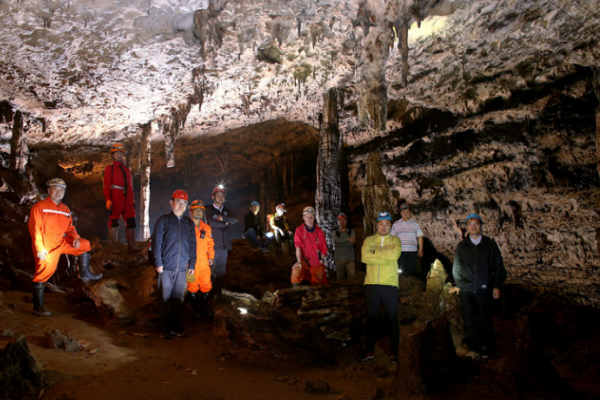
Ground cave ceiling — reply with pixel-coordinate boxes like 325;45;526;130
0;0;597;150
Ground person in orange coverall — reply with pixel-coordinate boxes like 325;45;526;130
29;178;103;317
103;143;140;252
291;206;328;286
187;200;215;318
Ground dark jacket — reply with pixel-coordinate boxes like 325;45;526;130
452;235;507;294
206;204;238;251
152;212;196;272
244;212;265;236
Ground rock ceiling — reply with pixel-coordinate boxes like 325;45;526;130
1;0;598;148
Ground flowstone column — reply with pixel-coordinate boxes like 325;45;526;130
10;111;28;173
139;123;152;240
316;87;343;279
361;151;394;237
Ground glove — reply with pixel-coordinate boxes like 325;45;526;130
106;200;112;210
37;249;48;261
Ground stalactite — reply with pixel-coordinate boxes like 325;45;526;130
316;87;343;276
10;111;28;173
361;151;393;236
139;123;152;241
400;21;409;87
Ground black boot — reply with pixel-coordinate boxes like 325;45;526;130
169;298;186;337
200;292;214;318
79;251;103;283
188;292;202;320
158;300;172;339
31;282;51;317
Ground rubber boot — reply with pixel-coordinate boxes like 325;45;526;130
79;252;103;283
200;292;214;318
188;292;202;320
125;228;142;253
108;226;118;245
31;282;51;317
158;300;172;339
169;298;186;337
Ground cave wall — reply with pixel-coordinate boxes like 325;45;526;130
349;69;600;308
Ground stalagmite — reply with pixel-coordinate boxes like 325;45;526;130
316;88;342;276
139;123;151;240
9;111;27;173
594;67;600;179
361;151;394;236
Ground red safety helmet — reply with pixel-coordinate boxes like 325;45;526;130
211;186;227;196
189;199;205;210
172;189;188;201
110;143;126;154
276;203;286;210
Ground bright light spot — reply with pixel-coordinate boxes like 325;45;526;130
398;269;403;274
408;16;448;45
265;232;274;238
238;307;248;315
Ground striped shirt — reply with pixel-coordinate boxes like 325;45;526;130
391;218;423;252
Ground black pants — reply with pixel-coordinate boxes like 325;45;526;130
365;285;399;355
398;251;418;277
459;291;497;353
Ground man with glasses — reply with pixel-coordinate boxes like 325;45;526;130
152;190;196;339
452;213;507;359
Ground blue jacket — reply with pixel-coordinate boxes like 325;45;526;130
152;212;197;272
452;235;507;294
206;204;238;251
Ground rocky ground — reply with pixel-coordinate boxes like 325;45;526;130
2;240;600;400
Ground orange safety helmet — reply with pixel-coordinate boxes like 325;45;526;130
110;143;126;154
172;189;188;201
211;186;227;196
337;213;347;220
189;199;205;210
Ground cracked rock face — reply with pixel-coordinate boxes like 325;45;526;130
1;0;600;308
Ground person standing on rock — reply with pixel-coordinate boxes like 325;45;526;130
291;206;328;286
152;190;196;339
357;211;402;364
452;213;507;359
244;201;272;252
205;185;238;296
268;203;294;253
391;203;424;278
332;213;356;280
103;143;141;252
187;200;215;319
29;178;103;317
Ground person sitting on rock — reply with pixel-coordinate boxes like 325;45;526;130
291;206;328;286
357;211;402;364
452;213;507;360
29;178;103;317
187;200;215;319
268;203;294;253
103;143;141;252
332;213;356;280
152;190;196;339
244;201;272;252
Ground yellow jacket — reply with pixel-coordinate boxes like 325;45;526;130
362;233;402;287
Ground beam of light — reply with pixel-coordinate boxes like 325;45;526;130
238;307;248;315
398;269;403;274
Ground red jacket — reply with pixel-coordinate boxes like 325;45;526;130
103;160;134;204
294;224;327;268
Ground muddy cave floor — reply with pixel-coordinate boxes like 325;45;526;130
2;251;600;400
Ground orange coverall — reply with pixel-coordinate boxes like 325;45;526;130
103;160;136;228
29;197;91;283
187;220;215;294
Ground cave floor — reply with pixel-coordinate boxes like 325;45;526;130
1;288;597;400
